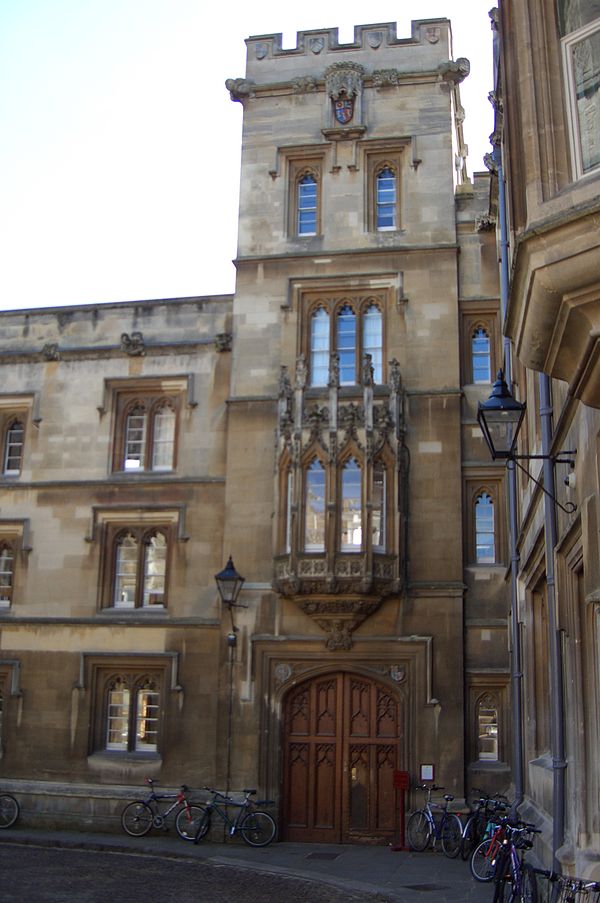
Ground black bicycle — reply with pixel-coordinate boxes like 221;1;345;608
460;791;509;860
120;777;204;840
492;820;541;903
193;787;277;847
0;792;19;828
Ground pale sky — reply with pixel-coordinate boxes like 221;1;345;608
0;1;495;311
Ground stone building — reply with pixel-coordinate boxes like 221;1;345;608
0;19;507;842
490;0;600;881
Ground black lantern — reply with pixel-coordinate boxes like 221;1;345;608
215;556;245;608
477;370;526;460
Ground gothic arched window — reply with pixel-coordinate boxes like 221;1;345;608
475;492;496;563
376;165;397;230
340;458;362;550
297;173;318;235
304;459;326;551
472;327;491;384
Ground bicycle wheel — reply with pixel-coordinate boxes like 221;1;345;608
406;811;432;852
0;794;19;828
441;813;463;858
508;864;538;903
240;810;277;847
492;852;512;903
175;805;208;841
193;810;211;844
460;815;476;860
470;837;498;882
121;801;153;837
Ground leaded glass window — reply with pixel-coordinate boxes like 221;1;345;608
341;458;362;550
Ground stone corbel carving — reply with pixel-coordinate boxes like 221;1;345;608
372;69;401;88
42;343;60;361
120;332;145;356
298;598;381;650
215;333;232;352
476;214;497;233
225;78;255;103
292;76;318;94
438;57;470;85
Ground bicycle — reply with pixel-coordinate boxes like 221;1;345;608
460;791;509;860
492;820;541;903
193;786;277;847
536;870;600;903
120;778;204;841
0;792;20;828
470;817;507;882
406;784;463;858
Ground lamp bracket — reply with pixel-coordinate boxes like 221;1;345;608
510;456;577;515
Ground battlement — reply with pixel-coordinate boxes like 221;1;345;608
244;19;452;82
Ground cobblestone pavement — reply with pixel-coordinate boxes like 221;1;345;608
0;846;383;902
0;827;495;902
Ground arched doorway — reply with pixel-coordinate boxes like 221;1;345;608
281;671;403;844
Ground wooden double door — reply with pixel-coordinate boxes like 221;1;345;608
281;671;403;844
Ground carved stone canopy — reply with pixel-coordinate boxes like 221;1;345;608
324;62;365;100
298;597;381;650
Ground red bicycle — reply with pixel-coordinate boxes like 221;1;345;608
121;777;204;841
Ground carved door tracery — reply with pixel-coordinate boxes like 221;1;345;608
282;672;402;843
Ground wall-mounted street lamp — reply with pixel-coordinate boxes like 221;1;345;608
215;556;246;807
477;371;576;514
215;555;246;640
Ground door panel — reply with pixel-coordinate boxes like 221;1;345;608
282;672;402;843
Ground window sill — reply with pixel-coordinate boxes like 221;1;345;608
87;750;162;776
111;470;175;479
99;606;167;616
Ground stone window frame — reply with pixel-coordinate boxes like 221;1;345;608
0;521;30;611
100;375;195;477
112;391;181;475
460;306;500;386
288;155;325;239
555;520;599;838
363;141;408;234
464;477;506;566
86;656;172;758
301;446;329;554
0;660;22;760
107;525;171;611
279;439;396;559
91;507;187;612
467;678;509;767
0;395;37;480
560;14;600;180
303;292;386;388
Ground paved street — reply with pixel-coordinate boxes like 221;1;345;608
0;828;496;902
0;845;379;903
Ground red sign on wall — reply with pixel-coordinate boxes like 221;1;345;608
393;770;410;790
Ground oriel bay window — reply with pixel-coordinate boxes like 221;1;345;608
308;300;383;386
304;458;326;552
372;461;387;551
340;458;362;550
288;452;393;556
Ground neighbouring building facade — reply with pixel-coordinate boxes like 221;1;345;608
0;19;508;842
491;0;600;882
